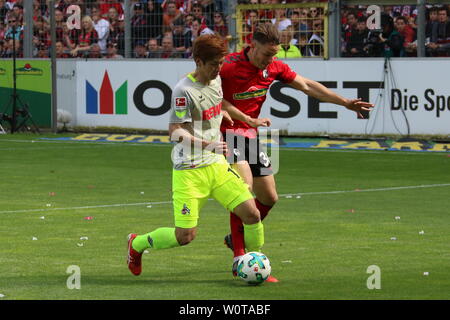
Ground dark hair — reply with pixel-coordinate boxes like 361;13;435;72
381;13;394;31
347;10;357;19
192;34;228;63
252;23;280;45
429;7;439;13
357;16;366;24
192;3;203;11
396;16;408;24
438;7;448;15
173;17;184;26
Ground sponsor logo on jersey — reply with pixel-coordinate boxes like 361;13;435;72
233;86;268;100
202;102;222;120
262;69;269;79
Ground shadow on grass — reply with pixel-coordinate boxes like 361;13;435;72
80;273;252;288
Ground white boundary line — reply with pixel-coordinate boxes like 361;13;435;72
1;183;449;215
0;201;172;214
281;183;450;197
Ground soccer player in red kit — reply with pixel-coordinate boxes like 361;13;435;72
220;24;374;282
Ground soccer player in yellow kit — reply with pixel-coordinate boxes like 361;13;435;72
127;34;265;277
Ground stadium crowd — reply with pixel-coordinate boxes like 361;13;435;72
342;4;450;57
0;0;449;59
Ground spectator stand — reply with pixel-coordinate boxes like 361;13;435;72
341;0;450;58
235;1;329;59
13;0;231;60
1;1;450;60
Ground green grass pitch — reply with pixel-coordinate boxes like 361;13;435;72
0;134;449;300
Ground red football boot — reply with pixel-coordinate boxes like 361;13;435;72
265;275;279;283
127;233;143;276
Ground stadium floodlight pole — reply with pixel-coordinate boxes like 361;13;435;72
124;0;132;58
23;0;33;58
416;0;426;57
50;0;58;133
11;25;18;133
328;0;341;58
228;0;237;53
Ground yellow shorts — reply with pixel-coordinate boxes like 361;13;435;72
172;156;253;228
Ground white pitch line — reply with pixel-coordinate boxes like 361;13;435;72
1;183;449;215
281;183;450;197
0;201;172;214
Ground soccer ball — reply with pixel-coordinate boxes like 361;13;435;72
236;252;271;285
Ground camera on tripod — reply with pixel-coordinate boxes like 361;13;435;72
0;13;40;134
364;30;383;57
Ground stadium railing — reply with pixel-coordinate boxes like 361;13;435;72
235;2;329;59
1;1;450;59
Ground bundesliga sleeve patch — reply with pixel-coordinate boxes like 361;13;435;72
174;97;188;118
175;97;187;107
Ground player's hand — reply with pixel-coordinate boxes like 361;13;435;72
204;141;228;155
221;110;234;126
344;98;375;119
247;117;272;128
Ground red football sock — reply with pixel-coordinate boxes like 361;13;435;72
255;198;273;221
230;212;245;258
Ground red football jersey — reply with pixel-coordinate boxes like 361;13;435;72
220;47;297;138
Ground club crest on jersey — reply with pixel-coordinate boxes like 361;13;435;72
262;69;269;78
181;204;190;215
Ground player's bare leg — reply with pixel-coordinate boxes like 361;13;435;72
253;174;279;209
175;227;197;246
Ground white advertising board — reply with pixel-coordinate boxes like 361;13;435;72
67;58;450;135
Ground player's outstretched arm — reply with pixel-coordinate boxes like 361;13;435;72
289;75;375;119
222;99;271;127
